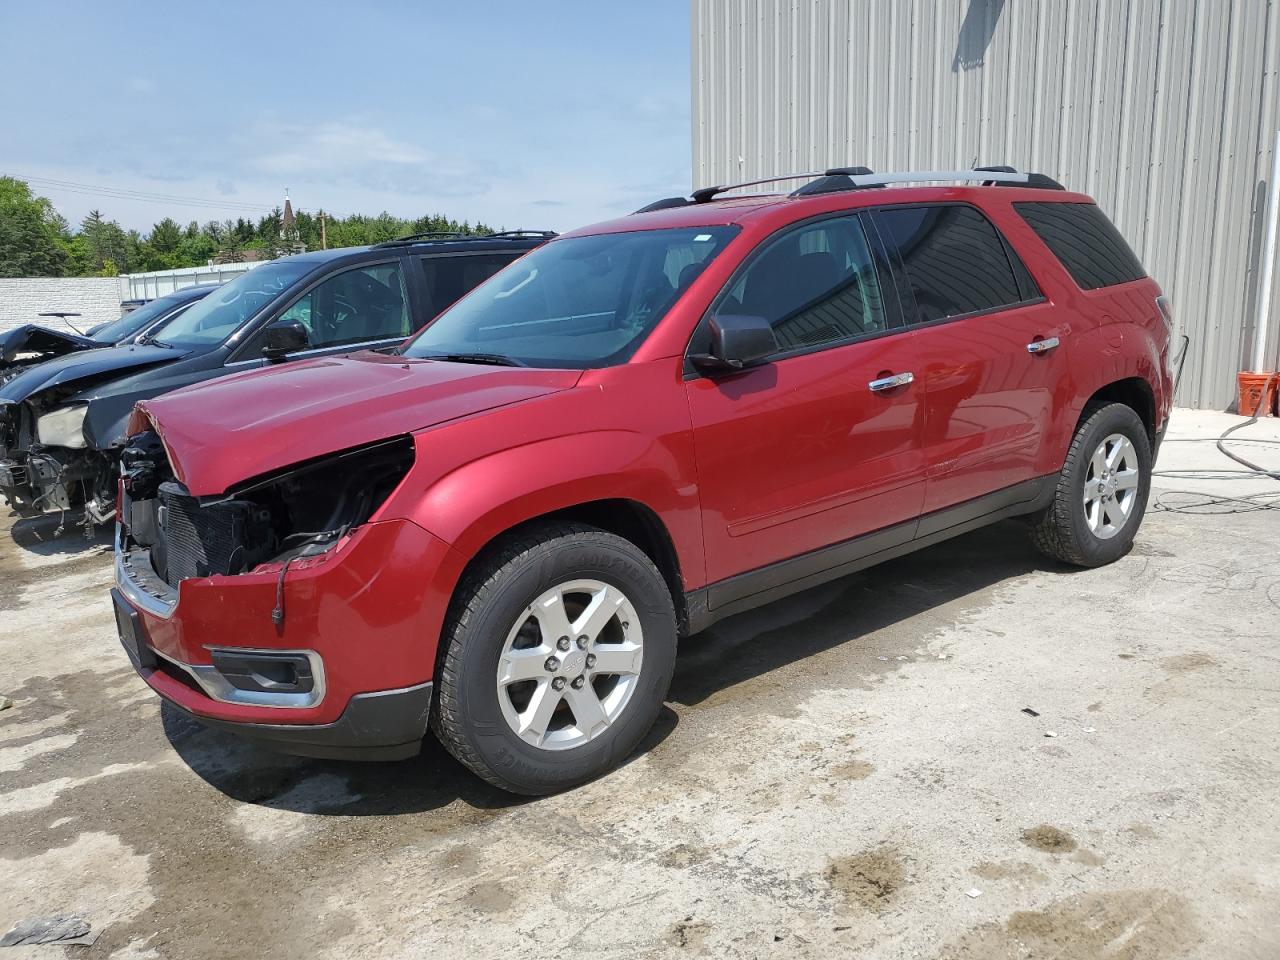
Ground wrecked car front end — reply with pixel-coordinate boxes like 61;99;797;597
0;345;185;527
112;424;447;759
0;396;113;521
0;325;100;384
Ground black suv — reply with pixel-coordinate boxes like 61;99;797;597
0;232;552;530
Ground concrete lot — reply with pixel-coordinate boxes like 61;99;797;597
1;409;1278;959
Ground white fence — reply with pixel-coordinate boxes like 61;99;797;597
119;262;258;301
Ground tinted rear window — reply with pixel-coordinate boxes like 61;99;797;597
419;253;516;319
875;204;1034;323
1015;202;1146;290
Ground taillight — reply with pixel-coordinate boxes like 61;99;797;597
1155;295;1173;330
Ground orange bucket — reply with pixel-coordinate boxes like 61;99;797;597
1237;371;1279;417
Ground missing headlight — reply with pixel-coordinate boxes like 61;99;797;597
225;435;417;565
121;433;417;590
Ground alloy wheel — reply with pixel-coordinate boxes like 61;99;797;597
495;578;644;750
1082;432;1141;540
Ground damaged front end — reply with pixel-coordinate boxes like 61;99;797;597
0;325;98;383
116;431;416;612
0;397;115;528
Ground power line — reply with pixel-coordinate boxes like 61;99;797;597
4;173;276;213
14;173;274;211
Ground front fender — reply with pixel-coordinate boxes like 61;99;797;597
392;428;704;591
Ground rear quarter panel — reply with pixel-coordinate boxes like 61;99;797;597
989;199;1170;471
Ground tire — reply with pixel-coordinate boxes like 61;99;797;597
431;522;676;795
1030;402;1153;568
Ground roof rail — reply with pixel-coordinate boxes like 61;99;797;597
633;165;1064;213
632;171;831;213
786;167;1065;194
485;230;559;239
792;167;877;197
373;229;557;249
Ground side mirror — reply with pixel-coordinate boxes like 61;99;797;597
689;314;777;374
262;319;310;360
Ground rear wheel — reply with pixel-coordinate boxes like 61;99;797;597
432;522;676;795
1030;402;1152;567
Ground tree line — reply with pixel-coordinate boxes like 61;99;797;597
0;176;496;278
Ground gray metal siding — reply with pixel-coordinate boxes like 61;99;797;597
692;0;1280;409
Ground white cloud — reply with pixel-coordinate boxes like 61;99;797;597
252;120;430;176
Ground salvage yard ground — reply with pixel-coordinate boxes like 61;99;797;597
1;409;1278;959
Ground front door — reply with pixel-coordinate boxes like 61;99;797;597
685;213;927;592
229;258;417;370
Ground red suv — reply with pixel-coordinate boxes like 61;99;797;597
113;167;1173;794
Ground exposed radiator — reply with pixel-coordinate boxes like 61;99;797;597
153;482;266;587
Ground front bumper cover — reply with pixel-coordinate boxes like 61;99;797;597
159;679;434;761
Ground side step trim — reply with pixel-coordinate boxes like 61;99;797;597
683;474;1055;634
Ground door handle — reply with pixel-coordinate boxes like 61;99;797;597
868;371;915;392
1026;337;1060;354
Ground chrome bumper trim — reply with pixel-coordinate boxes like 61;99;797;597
114;525;177;620
156;647;327;710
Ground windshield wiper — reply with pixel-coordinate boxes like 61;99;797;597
421;352;526;367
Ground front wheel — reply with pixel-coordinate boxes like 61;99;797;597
1030;402;1153;567
432;522;676;795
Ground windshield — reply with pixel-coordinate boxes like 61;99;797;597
89;290;205;344
404;226;740;368
151;262;313;349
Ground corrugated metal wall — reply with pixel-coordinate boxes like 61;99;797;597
691;0;1280;409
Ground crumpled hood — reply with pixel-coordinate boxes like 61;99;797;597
0;343;184;403
0;324;99;367
137;351;582;495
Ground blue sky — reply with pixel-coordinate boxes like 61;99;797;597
2;1;692;234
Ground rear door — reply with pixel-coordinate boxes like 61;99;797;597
871;203;1069;515
685;212;927;590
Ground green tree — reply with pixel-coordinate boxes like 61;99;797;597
0;176;70;277
80;209;130;274
0;177;502;275
176;228;216;267
149;217;182;255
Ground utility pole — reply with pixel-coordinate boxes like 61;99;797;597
320;211;327;250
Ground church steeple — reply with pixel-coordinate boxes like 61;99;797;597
282;188;295;237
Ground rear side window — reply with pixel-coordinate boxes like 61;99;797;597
875;205;1034;324
1015;202;1146;290
419;253;516;319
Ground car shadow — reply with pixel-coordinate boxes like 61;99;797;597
668;519;1071;708
165;701;680;817
168;519;1073;816
7;511;111;556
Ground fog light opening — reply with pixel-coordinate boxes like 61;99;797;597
210;649;316;695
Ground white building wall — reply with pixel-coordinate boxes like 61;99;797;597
0;278;123;336
692;0;1280;409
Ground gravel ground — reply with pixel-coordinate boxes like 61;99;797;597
1;409;1277;959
